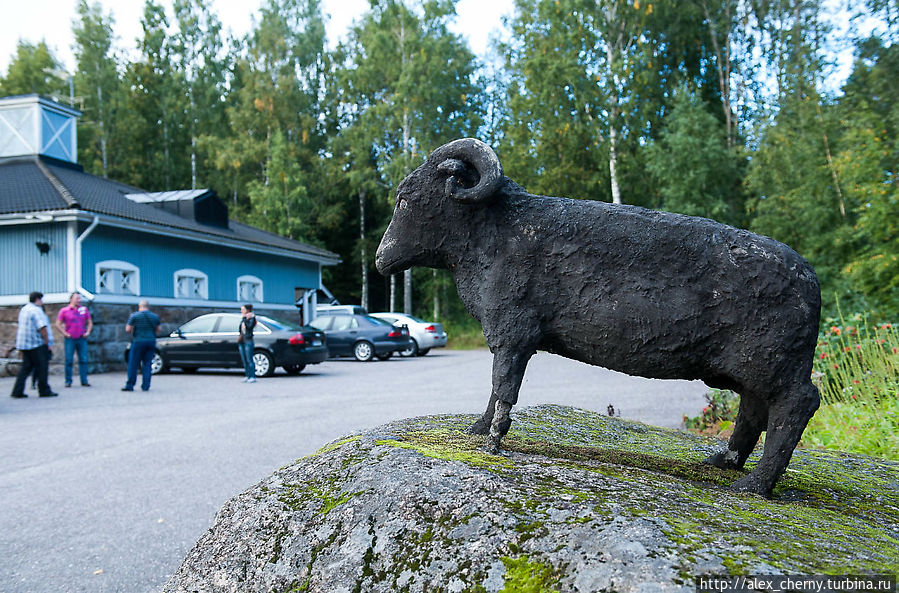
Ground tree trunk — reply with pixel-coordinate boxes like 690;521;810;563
360;190;369;310
96;82;108;176
390;275;396;312
399;19;413;315
703;0;736;147
606;42;622;205
608;109;622;205
432;269;439;320
404;269;412;315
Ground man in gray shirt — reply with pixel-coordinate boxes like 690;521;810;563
122;300;160;392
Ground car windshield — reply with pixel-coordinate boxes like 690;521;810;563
259;315;302;331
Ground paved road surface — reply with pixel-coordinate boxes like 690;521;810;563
0;349;708;592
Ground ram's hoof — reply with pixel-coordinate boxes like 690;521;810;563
480;443;511;458
703;451;741;470
729;475;772;498
466;418;491;435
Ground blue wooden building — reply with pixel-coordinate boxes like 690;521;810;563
0;94;340;367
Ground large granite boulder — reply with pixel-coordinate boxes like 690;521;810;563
164;405;898;592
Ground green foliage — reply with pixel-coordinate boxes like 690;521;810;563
0;41;65;97
645;85;745;226
245;129;342;244
73;0;120;177
682;389;739;438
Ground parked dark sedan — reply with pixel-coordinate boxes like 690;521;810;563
126;313;328;377
308;312;412;361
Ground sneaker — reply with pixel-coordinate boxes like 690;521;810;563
241;377;249;383
65;383;72;388
39;392;59;397
81;382;91;387
10;393;26;399
247;377;257;383
121;387;134;392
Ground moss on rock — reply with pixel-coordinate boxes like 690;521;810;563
164;405;899;593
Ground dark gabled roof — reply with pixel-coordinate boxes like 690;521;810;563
0;155;340;262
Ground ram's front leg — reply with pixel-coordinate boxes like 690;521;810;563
482;347;535;455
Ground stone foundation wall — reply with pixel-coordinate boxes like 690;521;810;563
1;304;293;374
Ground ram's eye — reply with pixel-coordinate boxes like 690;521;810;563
398;198;408;210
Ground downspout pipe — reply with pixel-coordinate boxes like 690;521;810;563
75;215;99;300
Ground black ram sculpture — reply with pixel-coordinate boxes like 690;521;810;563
376;138;821;497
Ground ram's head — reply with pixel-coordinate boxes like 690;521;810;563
375;138;503;276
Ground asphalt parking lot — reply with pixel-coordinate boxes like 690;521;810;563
0;349;708;593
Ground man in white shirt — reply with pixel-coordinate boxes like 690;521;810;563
10;291;58;398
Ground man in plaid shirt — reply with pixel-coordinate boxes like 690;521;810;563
10;291;58;398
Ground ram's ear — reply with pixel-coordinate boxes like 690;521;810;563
437;158;467;177
437;158;480;199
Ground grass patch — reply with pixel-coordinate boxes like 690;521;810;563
444;321;487;349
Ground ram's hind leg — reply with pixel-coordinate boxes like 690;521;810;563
703;392;768;471
731;380;820;497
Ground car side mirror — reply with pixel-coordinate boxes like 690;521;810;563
171;329;183;338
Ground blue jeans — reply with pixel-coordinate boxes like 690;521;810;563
64;337;89;385
126;340;156;391
238;340;255;379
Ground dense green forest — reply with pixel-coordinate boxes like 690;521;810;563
2;0;897;325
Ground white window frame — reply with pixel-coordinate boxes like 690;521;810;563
237;275;263;303
174;268;209;300
96;260;140;296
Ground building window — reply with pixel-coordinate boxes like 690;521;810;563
96;260;139;295
237;275;263;303
174;269;208;300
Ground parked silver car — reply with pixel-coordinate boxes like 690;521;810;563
369;312;448;357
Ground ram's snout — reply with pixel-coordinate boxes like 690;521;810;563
375;220;407;276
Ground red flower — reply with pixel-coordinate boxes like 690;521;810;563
834;364;839;369
844;347;851;352
856;344;862;350
831;326;841;335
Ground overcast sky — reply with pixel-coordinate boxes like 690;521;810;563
0;0;515;75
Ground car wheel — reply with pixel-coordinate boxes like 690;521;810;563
283;364;306;375
150;351;168;375
253;349;275;377
418;348;431;356
376;352;392;361
353;341;374;362
399;339;419;357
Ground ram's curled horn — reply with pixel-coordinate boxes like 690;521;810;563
433;138;503;204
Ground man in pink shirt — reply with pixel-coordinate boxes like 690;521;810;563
55;292;93;387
